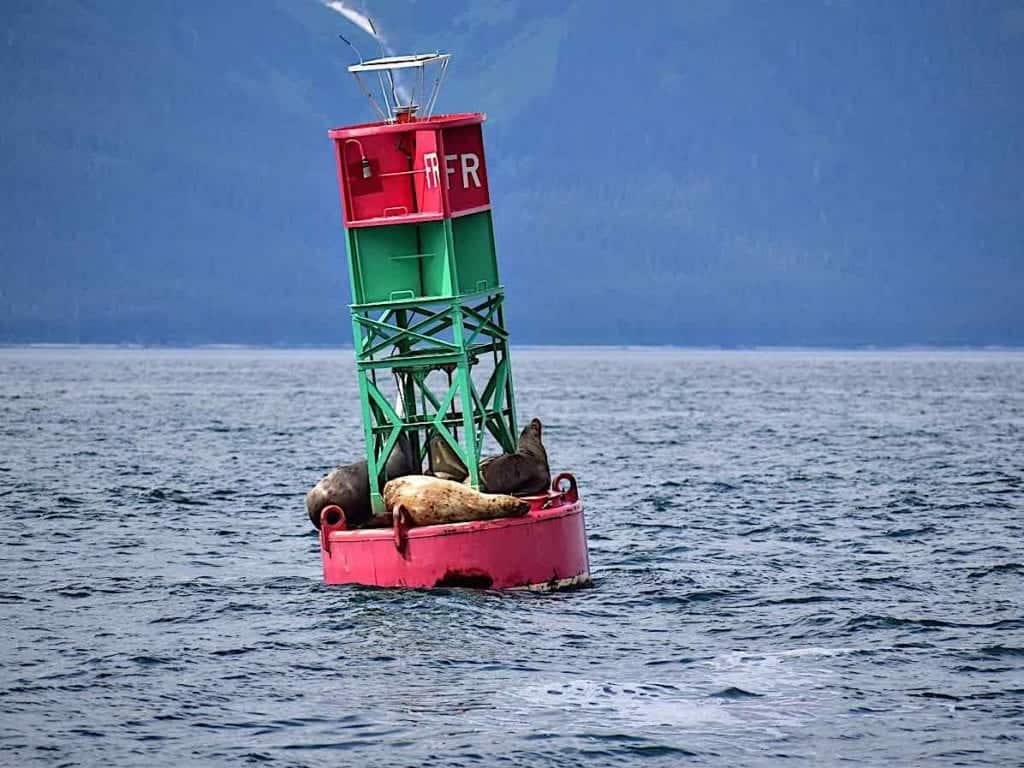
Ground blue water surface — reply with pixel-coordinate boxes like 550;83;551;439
1;348;1022;766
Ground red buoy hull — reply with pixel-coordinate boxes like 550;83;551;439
319;477;590;591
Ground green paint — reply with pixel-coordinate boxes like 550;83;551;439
346;213;501;305
342;210;518;513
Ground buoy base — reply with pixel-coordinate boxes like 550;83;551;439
319;474;590;591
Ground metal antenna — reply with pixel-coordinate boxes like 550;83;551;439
337;33;364;64
425;56;448;117
367;18;400;108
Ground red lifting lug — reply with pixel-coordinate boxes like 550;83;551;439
320;505;347;556
392;505;409;555
552;473;579;503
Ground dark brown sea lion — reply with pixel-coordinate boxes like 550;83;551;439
383;475;529;526
426;418;551;497
479;418;550;496
306;434;418;529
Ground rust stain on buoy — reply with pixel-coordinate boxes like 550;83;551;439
434;569;494;589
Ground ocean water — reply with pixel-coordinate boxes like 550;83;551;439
1;347;1022;767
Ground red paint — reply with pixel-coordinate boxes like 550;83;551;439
440;124;490;214
329;113;491;227
319;477;590;590
412;130;443;218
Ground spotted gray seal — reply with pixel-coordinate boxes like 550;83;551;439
383;475;529;526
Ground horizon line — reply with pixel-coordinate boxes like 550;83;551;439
2;343;1024;353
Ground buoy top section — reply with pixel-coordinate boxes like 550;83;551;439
347;53;449;73
329;113;491;227
344;51;450;125
331;50;491;226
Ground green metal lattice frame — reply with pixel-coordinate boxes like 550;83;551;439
350;289;519;513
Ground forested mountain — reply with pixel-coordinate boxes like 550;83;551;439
2;0;1022;345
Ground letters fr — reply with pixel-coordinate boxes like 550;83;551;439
422;152;482;190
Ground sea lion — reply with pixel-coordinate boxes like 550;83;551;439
428;434;471;481
425;418;551;497
479;418;550;496
306;434;418;529
383;475;529;527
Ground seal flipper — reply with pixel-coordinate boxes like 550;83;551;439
428;435;469;482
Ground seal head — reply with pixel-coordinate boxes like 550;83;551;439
479;418;550;496
306;433;418;529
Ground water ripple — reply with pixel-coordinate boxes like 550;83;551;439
2;347;1023;767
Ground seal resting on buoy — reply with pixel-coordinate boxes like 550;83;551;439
306;434;417;529
426;418;551;496
383;475;529;526
480;418;550;496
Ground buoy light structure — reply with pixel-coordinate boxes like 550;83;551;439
319;50;590;590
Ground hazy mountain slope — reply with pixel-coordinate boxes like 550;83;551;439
1;0;1021;344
